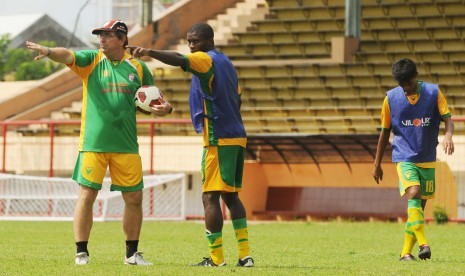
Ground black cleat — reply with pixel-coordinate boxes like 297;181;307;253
399;254;416;261
418;245;431;260
193;257;226;267
237;256;254;267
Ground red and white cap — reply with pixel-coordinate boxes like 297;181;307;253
92;20;128;35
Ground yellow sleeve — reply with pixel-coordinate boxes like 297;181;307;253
185;51;212;74
380;96;391;130
438;89;452;118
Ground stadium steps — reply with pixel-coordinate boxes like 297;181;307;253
206;0;268;45
144;0;465;135
59;0;269;135
2;0;262;129
0;70;81;121
8;0;465;136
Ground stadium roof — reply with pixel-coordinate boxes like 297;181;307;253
245;134;392;172
0;13;88;49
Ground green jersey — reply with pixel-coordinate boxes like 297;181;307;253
67;49;154;153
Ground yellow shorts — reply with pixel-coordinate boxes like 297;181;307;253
201;146;245;193
396;162;435;199
72;152;143;192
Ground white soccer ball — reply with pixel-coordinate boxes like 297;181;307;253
134;85;164;115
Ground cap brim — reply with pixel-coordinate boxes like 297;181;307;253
92;28;122;35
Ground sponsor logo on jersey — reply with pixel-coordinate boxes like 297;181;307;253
401;117;431;127
129;73;135;82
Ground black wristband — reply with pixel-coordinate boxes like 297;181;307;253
168;107;173;114
46;47;51;56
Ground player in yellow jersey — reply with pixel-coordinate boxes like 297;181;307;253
372;58;454;261
27;20;173;266
128;23;254;267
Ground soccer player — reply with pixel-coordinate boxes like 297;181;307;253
26;20;173;265
128;23;254;267
372;58;454;261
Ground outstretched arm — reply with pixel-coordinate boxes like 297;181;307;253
372;129;390;184
26;41;74;64
127;46;186;68
442;116;454;155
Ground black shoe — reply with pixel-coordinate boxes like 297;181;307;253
193;257;226;267
399;254;416;261
418;245;431;260
237;256;254;267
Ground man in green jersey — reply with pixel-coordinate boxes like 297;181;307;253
27;20;173;266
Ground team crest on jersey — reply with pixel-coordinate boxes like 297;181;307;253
129;73;135;82
102;70;110;77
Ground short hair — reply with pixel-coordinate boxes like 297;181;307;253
188;23;214;41
115;32;128;48
392;58;418;85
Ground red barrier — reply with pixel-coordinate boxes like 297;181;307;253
0;119;191;176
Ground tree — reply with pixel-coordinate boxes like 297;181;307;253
0;38;64;81
0;34;11;81
15;60;50;80
5;48;33;74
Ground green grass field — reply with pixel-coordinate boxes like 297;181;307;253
0;220;464;275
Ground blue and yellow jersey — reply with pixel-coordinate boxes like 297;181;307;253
381;87;451;130
380;81;451;166
183;50;247;147
67;49;153;153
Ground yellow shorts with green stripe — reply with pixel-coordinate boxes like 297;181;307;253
72;152;143;192
396;162;435;199
201;146;245;193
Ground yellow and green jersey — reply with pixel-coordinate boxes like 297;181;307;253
67;49;153;153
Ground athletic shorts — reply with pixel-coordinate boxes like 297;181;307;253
72;152;144;192
201;145;245;193
396;162;435;199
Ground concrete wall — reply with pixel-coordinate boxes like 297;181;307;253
241;161;458;220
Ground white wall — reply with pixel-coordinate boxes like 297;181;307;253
437;135;465;218
1;134;202;175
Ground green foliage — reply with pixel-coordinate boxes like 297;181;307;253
15;60;50;80
433;204;449;225
0;38;64;81
4;48;33;73
0;34;11;80
0;221;465;274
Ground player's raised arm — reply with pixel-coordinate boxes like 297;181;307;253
26;41;74;64
127;46;186;68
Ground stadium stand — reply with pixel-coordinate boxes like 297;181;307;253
3;0;465;135
1;0;464;220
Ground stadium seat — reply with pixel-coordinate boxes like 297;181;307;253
14;0;465;136
267;0;345;9
269;5;345;21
